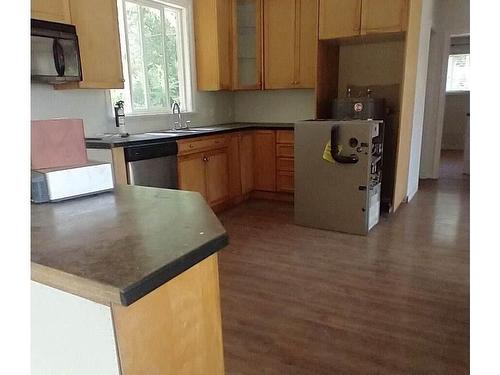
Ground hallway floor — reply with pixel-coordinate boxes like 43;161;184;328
218;176;469;374
439;150;466;179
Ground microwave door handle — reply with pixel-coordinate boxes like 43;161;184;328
330;125;359;164
52;38;65;76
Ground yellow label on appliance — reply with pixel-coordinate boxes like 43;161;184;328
323;141;342;163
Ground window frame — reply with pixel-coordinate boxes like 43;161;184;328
110;0;195;116
446;53;470;94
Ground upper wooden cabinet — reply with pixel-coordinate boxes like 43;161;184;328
31;0;71;23
264;0;317;89
360;0;408;34
56;0;124;89
194;0;232;91
319;0;408;39
319;0;361;40
232;0;263;90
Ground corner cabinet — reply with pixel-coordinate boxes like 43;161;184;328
319;0;408;40
232;0;263;90
263;0;317;89
56;0;124;89
31;0;71;23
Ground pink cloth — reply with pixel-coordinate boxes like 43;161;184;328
31;119;88;169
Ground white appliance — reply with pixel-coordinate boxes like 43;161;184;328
294;120;384;235
31;161;114;203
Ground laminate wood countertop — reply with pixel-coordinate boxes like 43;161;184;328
31;185;228;306
85;122;295;149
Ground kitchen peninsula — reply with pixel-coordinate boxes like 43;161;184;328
31;185;228;375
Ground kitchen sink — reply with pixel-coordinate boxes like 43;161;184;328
146;128;221;136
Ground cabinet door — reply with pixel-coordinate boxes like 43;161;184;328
319;0;362;39
194;0;232;90
59;0;124;89
296;0;318;88
263;0;296;89
178;154;207;199
240;132;254;195
232;0;262;89
361;0;408;34
32;0;71;23
228;135;242;200
253;131;276;192
205;149;230;206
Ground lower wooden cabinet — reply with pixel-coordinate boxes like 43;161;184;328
240;132;254;195
178;154;208;200
205;149;230;206
177;137;230;208
253;130;277;192
177;129;294;210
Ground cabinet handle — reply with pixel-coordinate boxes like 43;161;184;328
189;144;194;148
203;156;208;162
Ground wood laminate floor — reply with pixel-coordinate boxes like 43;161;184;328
218;176;469;375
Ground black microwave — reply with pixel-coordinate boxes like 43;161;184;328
31;19;83;84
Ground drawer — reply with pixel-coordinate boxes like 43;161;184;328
178;136;227;155
277;157;294;172
277;171;294;193
276;144;294;158
276;130;294;144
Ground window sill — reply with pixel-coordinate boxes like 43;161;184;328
124;111;196;119
445;90;470;96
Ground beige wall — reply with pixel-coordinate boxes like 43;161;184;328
441;92;469;150
233;89;315;123
337;40;405;96
31;84;235;136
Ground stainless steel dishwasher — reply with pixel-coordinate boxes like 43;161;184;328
124;142;178;189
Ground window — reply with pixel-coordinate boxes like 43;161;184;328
111;0;193;114
446;54;470;92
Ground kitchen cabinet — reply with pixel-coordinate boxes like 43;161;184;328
276;130;294;193
240;132;254;195
205;149;230;206
178;154;208;199
31;0;71;23
253;130;276;192
194;0;232;90
232;0;262;89
228;134;243;200
360;0;408;34
177;135;230;208
264;0;317;89
319;0;408;39
319;0;361;39
56;0;124;89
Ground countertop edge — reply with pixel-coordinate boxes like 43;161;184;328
31;262;122;306
31;232;229;307
120;232;229;306
86;123;295;149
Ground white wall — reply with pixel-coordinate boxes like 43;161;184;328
32;281;120;375
31;83;235;136
441;92;470;150
406;0;434;201
233;89;315;123
419;0;469;178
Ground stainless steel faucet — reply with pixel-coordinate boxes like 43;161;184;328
171;102;182;130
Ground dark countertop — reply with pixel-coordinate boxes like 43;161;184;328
86;122;295;149
31;185;228;306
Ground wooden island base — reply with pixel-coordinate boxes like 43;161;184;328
112;255;225;375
